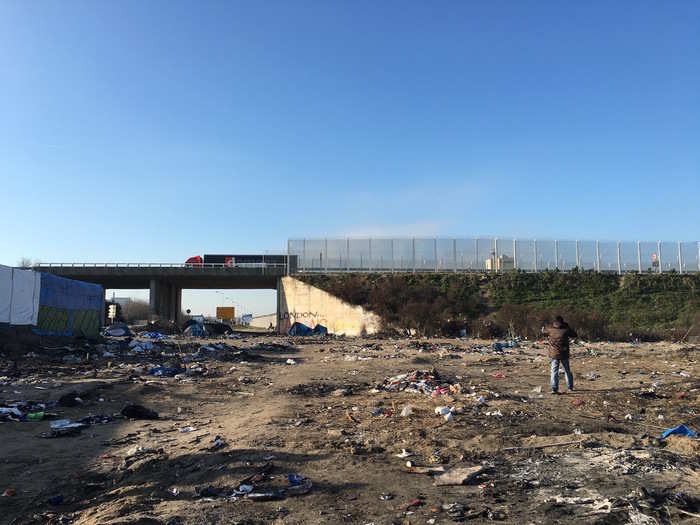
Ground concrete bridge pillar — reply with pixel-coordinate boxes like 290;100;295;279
149;280;182;323
149;279;158;320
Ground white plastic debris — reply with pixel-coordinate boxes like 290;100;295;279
395;449;413;458
50;419;85;429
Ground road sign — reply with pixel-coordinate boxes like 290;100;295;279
216;306;236;320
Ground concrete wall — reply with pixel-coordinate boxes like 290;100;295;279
250;313;277;330
278;276;382;336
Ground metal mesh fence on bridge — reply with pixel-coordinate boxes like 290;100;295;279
288;238;700;274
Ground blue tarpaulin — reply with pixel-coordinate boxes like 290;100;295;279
660;424;697;440
39;273;103;311
288;322;313;336
34;273;103;338
312;324;328;335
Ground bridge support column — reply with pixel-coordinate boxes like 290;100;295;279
168;284;182;324
149;280;181;322
175;287;182;324
149;279;158;320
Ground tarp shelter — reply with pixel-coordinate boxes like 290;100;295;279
288;322;313;336
0;265;41;325
1;265;102;338
183;322;207;337
312;324;328;336
34;273;103;338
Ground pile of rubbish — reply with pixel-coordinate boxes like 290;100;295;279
103;323;132;337
492;339;519;352
0;400;56;422
374;368;459;397
193;463;312;502
42;414;114;438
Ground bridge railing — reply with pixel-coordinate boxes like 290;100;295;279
288;238;700;274
33;262;288;269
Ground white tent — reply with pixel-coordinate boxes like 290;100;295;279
0;264;41;325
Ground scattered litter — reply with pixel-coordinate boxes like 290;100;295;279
211;435;227;450
234;484;254;495
50;419;85;430
443;502;467;521
149;366;181;377
376;368;455;397
104;324;131;337
627;510;659;525
395;449;413;458
129;339;153;351
287;473;305;485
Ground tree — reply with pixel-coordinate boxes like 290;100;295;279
17;257;34;268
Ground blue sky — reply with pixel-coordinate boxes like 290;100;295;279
1;1;698;314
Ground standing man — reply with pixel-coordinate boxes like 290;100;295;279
542;315;577;394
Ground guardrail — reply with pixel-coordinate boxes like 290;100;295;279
33;263;287;269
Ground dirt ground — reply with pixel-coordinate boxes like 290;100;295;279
1;333;698;525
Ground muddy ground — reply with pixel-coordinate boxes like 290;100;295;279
1;334;698;525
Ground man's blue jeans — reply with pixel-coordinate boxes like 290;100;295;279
550;358;573;393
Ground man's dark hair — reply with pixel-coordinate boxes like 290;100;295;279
554;315;564;324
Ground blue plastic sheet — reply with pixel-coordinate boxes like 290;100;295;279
39;273;102;310
312;324;328;335
660;424;697;440
288;322;313;336
143;332;167;340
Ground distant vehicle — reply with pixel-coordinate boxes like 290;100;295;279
184;254;297;271
185;255;203;266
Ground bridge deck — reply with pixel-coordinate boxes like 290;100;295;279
34;264;285;289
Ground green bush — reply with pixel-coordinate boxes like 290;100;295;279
299;272;699;340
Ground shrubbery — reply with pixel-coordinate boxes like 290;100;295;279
300;271;699;340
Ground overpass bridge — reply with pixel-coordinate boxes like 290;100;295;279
32;236;699;327
34;261;288;322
